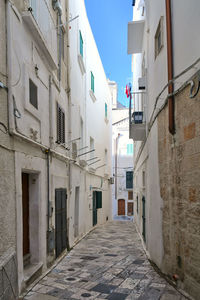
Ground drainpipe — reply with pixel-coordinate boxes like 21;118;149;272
115;134;120;200
53;1;63;82
6;0;15;133
166;0;175;134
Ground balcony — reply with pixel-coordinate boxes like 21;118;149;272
127;20;145;54
129;92;146;141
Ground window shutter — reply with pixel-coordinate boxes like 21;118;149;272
57;103;65;144
29;79;38;109
105;103;108;118
126;171;133;189
80;31;83;57
91;72;94;93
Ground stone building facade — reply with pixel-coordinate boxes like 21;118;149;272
158;80;200;299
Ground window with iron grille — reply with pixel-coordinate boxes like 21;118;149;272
126;171;133;189
79;31;83;58
57;103;65;144
128;191;133;200
29;79;38;109
91;72;94;93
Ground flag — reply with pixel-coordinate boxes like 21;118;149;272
125;83;132;98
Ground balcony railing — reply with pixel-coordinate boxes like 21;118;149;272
129;92;146;141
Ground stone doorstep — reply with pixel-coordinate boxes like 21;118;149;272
24;262;43;286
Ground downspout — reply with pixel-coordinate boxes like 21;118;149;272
53;1;63;82
6;0;15;133
166;0;175;134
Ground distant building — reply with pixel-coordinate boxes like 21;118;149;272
110;81;134;219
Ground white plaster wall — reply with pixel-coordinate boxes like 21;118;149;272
68;0;112;246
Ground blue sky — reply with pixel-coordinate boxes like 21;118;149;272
85;0;133;107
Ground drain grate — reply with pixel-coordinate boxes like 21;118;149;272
80;256;98;260
81;293;91;298
66;277;76;281
68;268;75;271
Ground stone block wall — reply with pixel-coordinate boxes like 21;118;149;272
0;249;18;300
158;77;200;299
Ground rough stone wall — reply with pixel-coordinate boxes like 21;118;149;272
0;249;18;300
158;79;200;299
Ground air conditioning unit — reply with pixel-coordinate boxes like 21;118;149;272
108;177;114;184
138;76;146;90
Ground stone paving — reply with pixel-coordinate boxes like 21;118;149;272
24;221;187;300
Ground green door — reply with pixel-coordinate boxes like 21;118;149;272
93;191;97;226
142;196;146;242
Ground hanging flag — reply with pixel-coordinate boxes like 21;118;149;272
125;83;132;98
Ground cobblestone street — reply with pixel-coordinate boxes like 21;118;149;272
24;221;187;300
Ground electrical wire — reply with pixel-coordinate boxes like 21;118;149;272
0;122;8;134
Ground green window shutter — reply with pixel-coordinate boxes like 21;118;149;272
79;31;83;57
105;103;108;118
96;191;102;209
127;143;133;155
91;72;94;93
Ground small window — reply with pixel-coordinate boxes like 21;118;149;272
57;103;65;144
155;17;163;59
127;143;133;155
91;72;94;93
105;103;108;118
29;79;38;109
126;171;133;189
80;31;83;58
128;191;133;200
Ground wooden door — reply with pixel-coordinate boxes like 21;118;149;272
127;202;133;216
118;199;125;215
142;196;146;242
22;173;30;257
55;189;67;258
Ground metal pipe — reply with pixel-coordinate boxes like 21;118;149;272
166;0;175;134
46;150;50;231
77;149;95;157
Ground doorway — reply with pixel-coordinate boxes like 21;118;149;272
22;173;30;266
127;202;133;216
74;187;80;238
55;188;67;258
118;199;125;215
93;191;97;226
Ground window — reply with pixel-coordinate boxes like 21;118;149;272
105;103;108;118
29;79;38;109
155;17;163;59
128;191;133;200
91;72;94;93
57;103;65;144
126;171;133;189
127;143;133;155
79;31;83;58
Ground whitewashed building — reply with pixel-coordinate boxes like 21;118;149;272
128;0;200;298
110;81;134;219
0;0;112;297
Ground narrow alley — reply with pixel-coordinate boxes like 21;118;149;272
24;222;186;300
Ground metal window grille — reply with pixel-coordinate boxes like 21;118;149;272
29;79;38;109
57;103;65;144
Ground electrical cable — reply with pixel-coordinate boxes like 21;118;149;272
0;122;8;134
